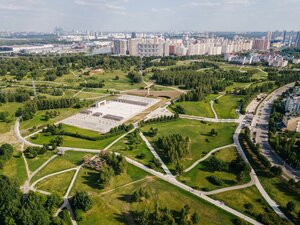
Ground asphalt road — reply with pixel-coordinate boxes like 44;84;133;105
251;82;300;180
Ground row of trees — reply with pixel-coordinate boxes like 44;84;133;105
42;123;134;142
269;96;300;168
0;88;33;103
139;114;179;126
79;81;105;88
134;204;200;225
156;134;191;164
16;97;80;120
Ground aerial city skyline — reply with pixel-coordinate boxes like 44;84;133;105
0;1;300;225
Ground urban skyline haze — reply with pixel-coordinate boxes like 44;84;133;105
0;0;300;32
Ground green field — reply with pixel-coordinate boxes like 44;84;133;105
109;133;162;172
259;176;300;220
31;133;123;150
0;102;23;134
20;108;82;136
140;119;236;170
36;171;75;196
31;151;93;182
214;95;242;119
211;186;287;223
78;177;237;225
0;153;27;185
172;94;218;118
178;147;250;191
71;163;149;196
26;151;56;172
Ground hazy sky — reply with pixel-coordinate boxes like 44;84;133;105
0;0;299;32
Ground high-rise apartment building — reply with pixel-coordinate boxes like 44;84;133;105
113;39;127;55
296;32;300;47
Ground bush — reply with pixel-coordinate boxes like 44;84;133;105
207;175;224;186
0;143;14;161
75;209;86;222
71;191;92;212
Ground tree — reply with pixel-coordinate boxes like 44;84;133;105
191;212;200;224
99;163;114;188
176;162;184;175
270;166;283;177
0;143;14;161
286;201;295;212
71;191;92;212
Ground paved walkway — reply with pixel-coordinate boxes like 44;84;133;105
140;132;172;175
184;144;236;173
179;114;239;123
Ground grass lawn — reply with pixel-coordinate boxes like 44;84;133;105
20;108;81;136
140;119;236;171
0;152;27;185
259;176;300;220
171;94;219;118
71;163;149;196
178;147;250;191
0;102;23;134
109;133;163;172
78;177;237;225
36;170;75;196
31;151;93;183
26;151;56;172
225;82;252;92
214;94;243;119
31;133;123;150
211;186;287;223
62;124;101;136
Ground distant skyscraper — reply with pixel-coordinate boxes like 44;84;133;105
54;27;64;36
267;31;272;41
296;32;300;47
131;32;137;39
282;30;287;44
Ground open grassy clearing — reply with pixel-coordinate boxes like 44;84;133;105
109;133;163;172
36;170;75;196
71;163;149;196
178;147;250;191
211;186;285;223
0;102;23;134
31;133;123;150
225;82;252;92
214;94;242;119
259;176;300;220
31;151;93;183
140;119;236;170
172;94;219;118
78;176;237;225
20;108;82;136
26;151;56;172
0;152;27;185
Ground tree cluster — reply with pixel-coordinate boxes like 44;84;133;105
134;204;200;225
156;134;191;163
71;191;93;222
0;175;64;225
0;88;32;103
127;71;143;83
98;153;127;188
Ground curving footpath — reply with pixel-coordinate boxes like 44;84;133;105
15;118;263;225
184;144;237;173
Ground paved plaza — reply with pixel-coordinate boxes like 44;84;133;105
61;95;160;133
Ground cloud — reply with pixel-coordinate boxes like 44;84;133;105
74;0;126;11
150;7;173;13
